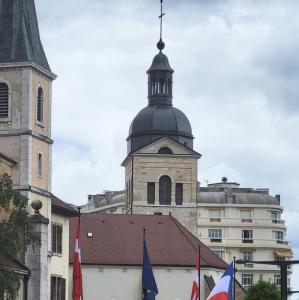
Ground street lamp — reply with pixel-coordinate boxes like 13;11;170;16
235;259;299;300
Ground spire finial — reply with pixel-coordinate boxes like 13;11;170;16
157;0;165;51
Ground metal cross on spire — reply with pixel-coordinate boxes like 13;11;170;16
157;0;166;51
159;0;165;40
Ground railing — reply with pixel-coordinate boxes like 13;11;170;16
241;218;253;223
199;237;291;248
210;218;221;222
198;217;286;226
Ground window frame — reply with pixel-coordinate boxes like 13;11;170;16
0;79;12;123
242;274;253;289
147;182;155;204
159;175;172;205
38;152;43;177
242;229;253;243
175;183;183;205
208;229;222;242
36;86;44;127
51;276;66;300
52;223;63;256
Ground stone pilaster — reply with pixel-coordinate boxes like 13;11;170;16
26;212;49;300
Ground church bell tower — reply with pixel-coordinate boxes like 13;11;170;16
122;0;200;234
0;0;56;298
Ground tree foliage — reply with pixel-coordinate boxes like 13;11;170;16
0;174;40;300
245;278;280;300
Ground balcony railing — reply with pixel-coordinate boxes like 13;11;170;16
198;217;286;226
241;218;253;223
210;218;221;222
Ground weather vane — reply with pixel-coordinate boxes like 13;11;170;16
159;0;165;40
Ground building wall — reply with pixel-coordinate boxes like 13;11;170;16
51;213;70;300
68;265;227;300
197;202;291;288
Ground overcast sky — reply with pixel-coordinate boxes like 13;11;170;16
35;0;299;292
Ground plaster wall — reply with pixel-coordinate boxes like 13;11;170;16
68;265;226;300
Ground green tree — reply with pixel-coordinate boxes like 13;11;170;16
0;174;40;300
245;278;280;300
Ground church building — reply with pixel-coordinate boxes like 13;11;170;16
0;1;77;299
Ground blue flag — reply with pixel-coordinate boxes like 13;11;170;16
142;239;158;300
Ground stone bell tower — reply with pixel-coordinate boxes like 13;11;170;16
122;1;200;234
0;0;56;298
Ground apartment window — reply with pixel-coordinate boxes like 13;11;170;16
38;153;43;176
147;182;155;204
242;274;253;289
175;183;183;205
273;231;284;243
0;82;9;119
271;211;281;224
51;276;66;300
240;210;252;223
213;250;225;259
52;224;63;255
209;209;221;222
159;175;171;205
242;230;253;243
274;275;281;287
242;251;254;267
37;87;44;123
209;229;222;242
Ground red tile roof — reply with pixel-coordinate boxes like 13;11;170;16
69;214;227;269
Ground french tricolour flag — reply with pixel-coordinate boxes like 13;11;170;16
207;263;233;300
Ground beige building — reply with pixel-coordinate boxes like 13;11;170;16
197;178;292;290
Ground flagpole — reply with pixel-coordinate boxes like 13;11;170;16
78;207;83;300
198;246;201;300
233;256;236;300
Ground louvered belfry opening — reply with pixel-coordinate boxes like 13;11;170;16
0;82;9;119
159;175;171;205
37;87;43;123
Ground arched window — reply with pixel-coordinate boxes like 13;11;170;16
159;175;171;205
158;147;173;154
0;82;9;119
37;87;44;123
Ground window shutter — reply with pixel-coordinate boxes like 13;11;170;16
0;83;9;118
147;182;155;204
175;183;183;205
57;225;63;254
61;278;66;300
37;87;44;123
52;224;57;253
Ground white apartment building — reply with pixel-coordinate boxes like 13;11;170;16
197;178;292;290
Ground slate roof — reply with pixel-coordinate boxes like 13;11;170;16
51;194;78;217
69;214;227;269
0;0;51;72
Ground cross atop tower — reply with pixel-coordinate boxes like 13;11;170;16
157;0;166;51
159;0;165;40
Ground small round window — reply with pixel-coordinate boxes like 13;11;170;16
158;147;173;154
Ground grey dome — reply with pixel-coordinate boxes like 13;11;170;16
127;104;194;153
147;52;174;73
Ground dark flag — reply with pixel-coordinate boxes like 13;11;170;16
142;236;158;300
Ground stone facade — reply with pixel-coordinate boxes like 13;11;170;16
122;137;200;234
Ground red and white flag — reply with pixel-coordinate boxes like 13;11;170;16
190;258;200;300
72;217;83;300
